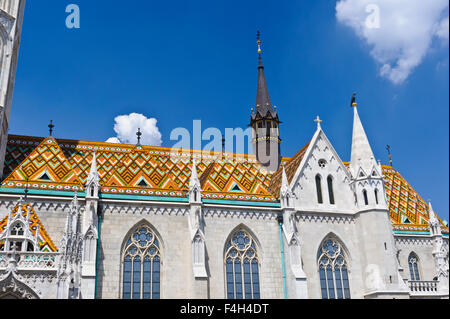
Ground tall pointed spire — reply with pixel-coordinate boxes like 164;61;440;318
250;31;281;172
350;94;376;177
86;152;99;185
428;200;442;236
255;31;274;117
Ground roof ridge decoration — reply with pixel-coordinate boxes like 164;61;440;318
1;137;83;192
0;200;58;252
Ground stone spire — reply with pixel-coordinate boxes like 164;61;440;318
188;160;201;203
349;95;376;178
86;152;99;186
428;200;441;237
280;165;295;209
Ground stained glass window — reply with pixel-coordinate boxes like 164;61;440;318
122;225;161;299
225;230;260;299
318;238;351;299
408;253;420;281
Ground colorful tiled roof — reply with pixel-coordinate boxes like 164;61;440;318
2;135;277;203
0;201;58;252
382;165;448;235
1;134;448;234
268;142;310;198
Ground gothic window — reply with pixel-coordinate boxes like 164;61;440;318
316;175;323;204
11;223;24;236
363;190;369;206
374;189;379;205
225;229;260;299
408;253;420;281
327;176;335;205
318;159;327;168
122;225;161;299
318;238;350;299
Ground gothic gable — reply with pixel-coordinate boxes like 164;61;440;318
289;128;354;211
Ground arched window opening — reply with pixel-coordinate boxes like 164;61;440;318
318;238;350;299
316;175;323;204
11;223;24;236
363;190;369;206
122;225;161;299
408;253;420;281
90;186;94;197
225;229;260;299
327;176;335;205
374;189;379;205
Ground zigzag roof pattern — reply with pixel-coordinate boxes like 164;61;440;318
2;135;277;202
0;134;448;234
0;201;58;252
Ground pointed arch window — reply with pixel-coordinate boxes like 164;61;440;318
318;238;350;299
122;225;161;299
327;176;335;205
225;229;260;299
374;189;379;205
316;175;323;204
408;253;420;281
363;190;369;206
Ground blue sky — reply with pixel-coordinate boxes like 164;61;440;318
9;1;449;221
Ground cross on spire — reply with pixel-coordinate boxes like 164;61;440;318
48;120;54;137
314;116;322;128
136;128;142;146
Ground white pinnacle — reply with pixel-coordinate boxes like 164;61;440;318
350;106;376;178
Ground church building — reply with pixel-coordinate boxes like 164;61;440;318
0;1;448;299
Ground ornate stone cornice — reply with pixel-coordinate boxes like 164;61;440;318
100;203;189;216
203;207;278;220
394;236;433;246
295;212;355;224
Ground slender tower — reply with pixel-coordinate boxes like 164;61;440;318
0;0;25;178
250;31;281;172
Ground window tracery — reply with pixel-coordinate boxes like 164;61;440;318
318;238;350;299
122;225;161;299
225;229;260;299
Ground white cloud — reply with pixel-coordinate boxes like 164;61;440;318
435;16;449;41
107;113;163;146
105;137;121;144
336;0;449;84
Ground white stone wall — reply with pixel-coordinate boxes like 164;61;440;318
395;236;439;281
295;213;366;299
0;194;448;299
203;206;283;299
